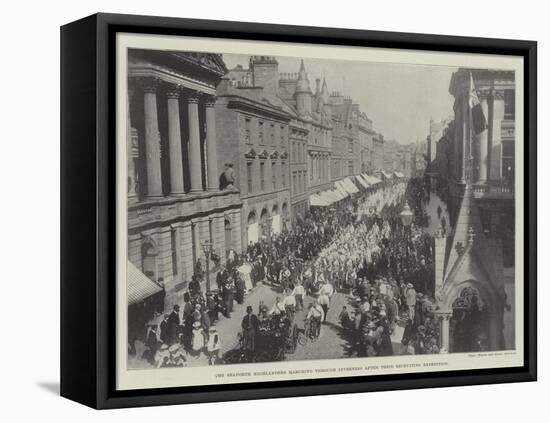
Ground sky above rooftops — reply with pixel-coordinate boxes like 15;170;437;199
223;54;456;145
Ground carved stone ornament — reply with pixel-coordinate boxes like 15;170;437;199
244;148;256;159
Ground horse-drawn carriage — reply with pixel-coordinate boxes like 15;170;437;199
222;314;300;364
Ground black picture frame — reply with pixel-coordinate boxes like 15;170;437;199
60;12;537;409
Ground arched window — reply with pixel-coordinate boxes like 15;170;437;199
246;210;259;245
141;236;159;282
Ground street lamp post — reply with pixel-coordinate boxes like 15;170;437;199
400;202;414;259
202;240;212;292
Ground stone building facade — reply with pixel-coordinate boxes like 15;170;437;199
127;50;242;306
218;56;293;247
444;68;515;264
372;133;385;172
358;112;376;173
278;61;333;216
220;56;377;230
330;93;362;181
432;68;516;352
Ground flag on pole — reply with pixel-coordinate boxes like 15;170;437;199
468;72;487;134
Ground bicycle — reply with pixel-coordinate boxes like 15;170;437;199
298;318;320;346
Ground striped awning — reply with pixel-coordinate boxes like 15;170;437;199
309;193;330;206
127;261;163;305
334;181;350;197
343;177;360;193
355;175;370;188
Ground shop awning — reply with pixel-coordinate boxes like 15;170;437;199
370;175;382;184
127;261;163;306
334;181;350;197
310;193;329;207
382;171;393;180
362;174;382;185
394;171;404;178
343;177;360;194
355;175;370;189
328;189;344;202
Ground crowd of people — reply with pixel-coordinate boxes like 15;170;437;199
136;177;442;368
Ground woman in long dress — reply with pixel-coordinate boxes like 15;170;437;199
191;321;205;356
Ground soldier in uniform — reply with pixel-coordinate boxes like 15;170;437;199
241;306;258;361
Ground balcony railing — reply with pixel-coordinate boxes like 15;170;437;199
472;181;514;198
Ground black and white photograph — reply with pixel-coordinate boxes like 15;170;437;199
123;43;520;378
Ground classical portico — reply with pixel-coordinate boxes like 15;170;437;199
126;50;242;308
128;78;221;197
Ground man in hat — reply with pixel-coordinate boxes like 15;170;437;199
144;324;159;365
206;291;219;323
189;274;202;298
159;314;170;345
222;275;235;318
235;273;245;304
405;283;417;321
167;304;181;345
269;296;285;316
339;306;353;331
291;280;305;311
306;300;324;337
283;288;296;321
241;306;258;361
216;264;228;291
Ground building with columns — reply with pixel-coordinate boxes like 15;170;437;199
432;68;516;353
218;56;293;248
445;68;515;261
127;49;242;308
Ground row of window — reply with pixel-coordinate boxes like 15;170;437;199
291;139;307;164
244;116;287;148
292;170;307;195
309;155;330;182
246;159;288;195
331;160;356;178
312;126;331;147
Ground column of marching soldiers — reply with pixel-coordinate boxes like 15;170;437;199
140;179;440;367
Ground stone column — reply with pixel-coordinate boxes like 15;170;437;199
186;91;203;192
204;96;219;191
476;93;489;184
127;89;137;201
437;311;452;353
167;89;185;195
143;80;163;198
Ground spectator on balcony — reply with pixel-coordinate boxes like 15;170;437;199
219;163;235;190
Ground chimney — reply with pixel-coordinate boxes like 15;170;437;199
249;56;279;95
